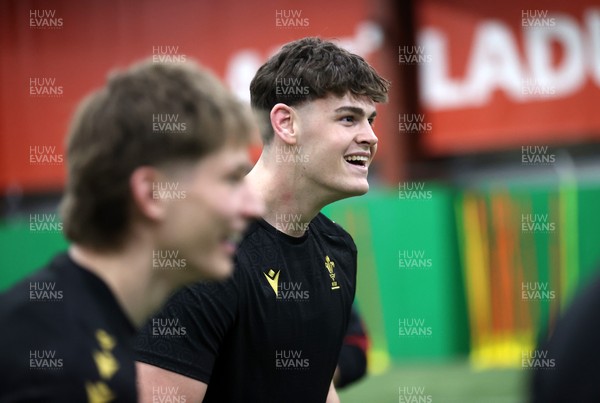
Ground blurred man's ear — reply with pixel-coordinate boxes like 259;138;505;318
270;103;297;145
130;166;168;222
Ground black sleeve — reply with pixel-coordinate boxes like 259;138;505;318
336;307;368;389
134;270;241;383
336;345;367;389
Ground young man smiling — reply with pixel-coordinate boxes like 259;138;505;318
135;37;390;402
0;60;262;402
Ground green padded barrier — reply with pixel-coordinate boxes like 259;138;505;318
1;180;598;370
323;185;469;367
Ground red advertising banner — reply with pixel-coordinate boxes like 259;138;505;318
0;0;389;192
416;0;600;156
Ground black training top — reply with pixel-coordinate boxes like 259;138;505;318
0;253;137;402
531;273;600;402
135;213;357;403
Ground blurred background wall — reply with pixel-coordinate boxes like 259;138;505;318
2;0;600;400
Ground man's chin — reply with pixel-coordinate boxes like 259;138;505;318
358;182;370;195
331;183;370;201
345;181;370;196
187;257;234;281
206;258;234;280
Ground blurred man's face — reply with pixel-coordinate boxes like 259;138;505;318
157;143;264;282
293;93;378;198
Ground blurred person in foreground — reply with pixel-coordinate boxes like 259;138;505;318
531;274;600;402
135;36;390;403
0;59;263;402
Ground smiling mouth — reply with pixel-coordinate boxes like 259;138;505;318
344;155;369;167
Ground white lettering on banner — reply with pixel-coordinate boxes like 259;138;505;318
419;8;600;110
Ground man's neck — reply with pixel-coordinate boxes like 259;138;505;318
246;157;337;238
69;239;174;329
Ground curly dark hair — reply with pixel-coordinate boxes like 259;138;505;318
250;36;390;143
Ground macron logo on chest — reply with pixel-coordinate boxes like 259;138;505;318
262;254;340;300
264;269;281;296
263;269;310;301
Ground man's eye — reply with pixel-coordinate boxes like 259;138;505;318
368;118;375;126
341;116;355;123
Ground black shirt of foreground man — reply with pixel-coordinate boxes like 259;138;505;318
531;274;600;402
135;213;357;402
0;254;137;402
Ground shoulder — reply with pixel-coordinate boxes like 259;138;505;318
312;213;357;253
0;262;66;327
0;254;108;355
0;262;84;388
233;219;280;274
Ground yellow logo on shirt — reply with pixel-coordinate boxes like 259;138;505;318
86;381;115;403
84;329;119;402
264;269;281;296
96;329;116;351
93;350;119;380
325;256;340;290
93;329;119;380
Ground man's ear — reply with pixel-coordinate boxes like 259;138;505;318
130;166;167;222
270;103;298;145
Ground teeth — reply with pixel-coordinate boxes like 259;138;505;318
344;155;368;162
